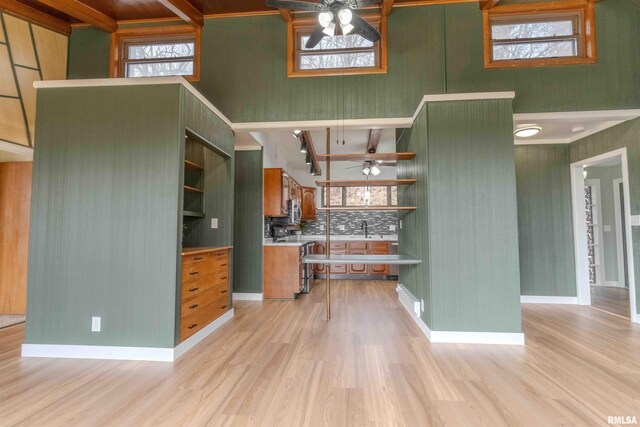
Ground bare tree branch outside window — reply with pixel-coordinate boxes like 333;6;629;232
299;33;375;70
491;19;578;60
125;41;195;77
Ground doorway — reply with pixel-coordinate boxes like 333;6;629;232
570;148;638;322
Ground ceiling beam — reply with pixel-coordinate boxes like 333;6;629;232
301;131;321;176
381;0;395;17
366;129;383;154
0;0;70;34
37;0;116;32
157;0;203;27
479;0;500;10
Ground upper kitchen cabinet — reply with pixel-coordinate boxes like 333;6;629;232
264;168;289;217
26;78;234;351
301;187;316;221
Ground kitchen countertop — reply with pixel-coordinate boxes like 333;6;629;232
302;254;420;265
181;246;233;256
263;235;398;246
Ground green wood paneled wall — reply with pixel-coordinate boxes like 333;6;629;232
26;85;182;347
427;99;521;333
514;145;576;297
233;150;264;294
569;118;640;316
398;107;432;327
67;2;640;122
444;2;640;113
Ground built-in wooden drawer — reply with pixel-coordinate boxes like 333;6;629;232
182;259;229;284
183;250;229;268
368;242;389;252
347;241;367;251
181;282;230;318
181;273;229;301
329;242;347;250
180;295;229;341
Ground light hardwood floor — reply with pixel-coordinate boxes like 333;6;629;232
591;285;631;318
1;280;640;426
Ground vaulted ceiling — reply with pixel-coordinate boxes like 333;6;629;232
0;0;482;35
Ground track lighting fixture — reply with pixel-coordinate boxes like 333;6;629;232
300;140;307;154
292;129;302;138
305;153;312;165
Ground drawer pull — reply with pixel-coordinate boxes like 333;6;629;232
189;304;199;309
189;287;199;292
188;323;198;329
221;289;228;294
189;271;199;276
193;256;203;261
221;263;228;267
221;305;227;309
221;276;228;280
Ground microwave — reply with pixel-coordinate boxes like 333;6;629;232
289;199;302;224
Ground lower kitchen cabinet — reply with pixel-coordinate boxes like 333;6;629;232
311;241;393;278
263;245;304;299
180;248;231;342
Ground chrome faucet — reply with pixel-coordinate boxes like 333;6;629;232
361;220;368;239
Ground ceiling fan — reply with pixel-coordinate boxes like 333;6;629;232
265;0;382;48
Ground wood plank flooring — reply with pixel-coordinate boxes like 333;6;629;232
591;285;631;318
1;280;640;426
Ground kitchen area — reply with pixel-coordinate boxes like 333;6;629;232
255;129;402;300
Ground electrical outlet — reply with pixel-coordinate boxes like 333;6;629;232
390;224;396;231
91;317;101;332
421;299;425;312
338;225;345;231
211;218;218;229
399;220;403;230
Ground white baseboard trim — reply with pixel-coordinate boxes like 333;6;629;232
398;291;524;345
232;293;263;301
605;281;623;288
22;309;235;362
173;309;234;360
520;296;578;304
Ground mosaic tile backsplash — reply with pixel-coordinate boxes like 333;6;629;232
264;211;398;238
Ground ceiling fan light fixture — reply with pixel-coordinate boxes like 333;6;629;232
322;21;336;37
318;11;333;28
371;166;381;176
338;8;352;25
362;166;371;176
514;126;542;138
341;22;354;35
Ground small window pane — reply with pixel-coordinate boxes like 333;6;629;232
390;186;397;206
324;187;343;206
493;40;577;60
128;42;194;59
126;61;193;78
301;34;373;51
346;187;387;206
491;20;574;40
300;52;375;70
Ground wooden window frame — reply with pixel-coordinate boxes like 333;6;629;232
110;25;201;82
483;2;596;69
287;13;388;78
322;186;397;207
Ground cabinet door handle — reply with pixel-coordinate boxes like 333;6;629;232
193;256;203;261
189;304;199;309
189;287;199;292
188;323;198;329
221;305;227;309
221;276;228;280
221;289;228;294
221;263;228;267
189;271;199;276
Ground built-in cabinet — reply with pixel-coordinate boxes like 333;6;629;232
180;248;231;341
312;241;391;277
301;187;316;221
263;245;305;299
264;168;316;221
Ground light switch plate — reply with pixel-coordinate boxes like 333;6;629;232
603;224;612;232
91;317;101;332
399;220;403;229
421;299;425;312
211;218;218;229
390;224;396;231
631;215;640;226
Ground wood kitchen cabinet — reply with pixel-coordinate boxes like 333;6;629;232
301;187;316;221
311;240;393;278
264;168;289;217
263;245;303;299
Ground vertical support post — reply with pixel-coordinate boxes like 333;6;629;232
325;127;331;320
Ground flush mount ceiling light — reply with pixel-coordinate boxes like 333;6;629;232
514;126;542;138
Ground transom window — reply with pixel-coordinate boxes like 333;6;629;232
288;15;387;77
111;26;201;82
483;3;596;68
323;186;397;207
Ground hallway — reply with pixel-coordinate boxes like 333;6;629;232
1;280;639;426
591;286;631;318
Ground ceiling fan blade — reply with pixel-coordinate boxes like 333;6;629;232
351;13;381;42
351;0;380;9
265;0;324;11
305;26;326;49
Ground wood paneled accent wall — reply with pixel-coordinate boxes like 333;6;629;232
0;162;31;315
0;13;67;148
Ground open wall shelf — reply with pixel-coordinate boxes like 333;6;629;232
184;160;204;171
315;179;416;187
